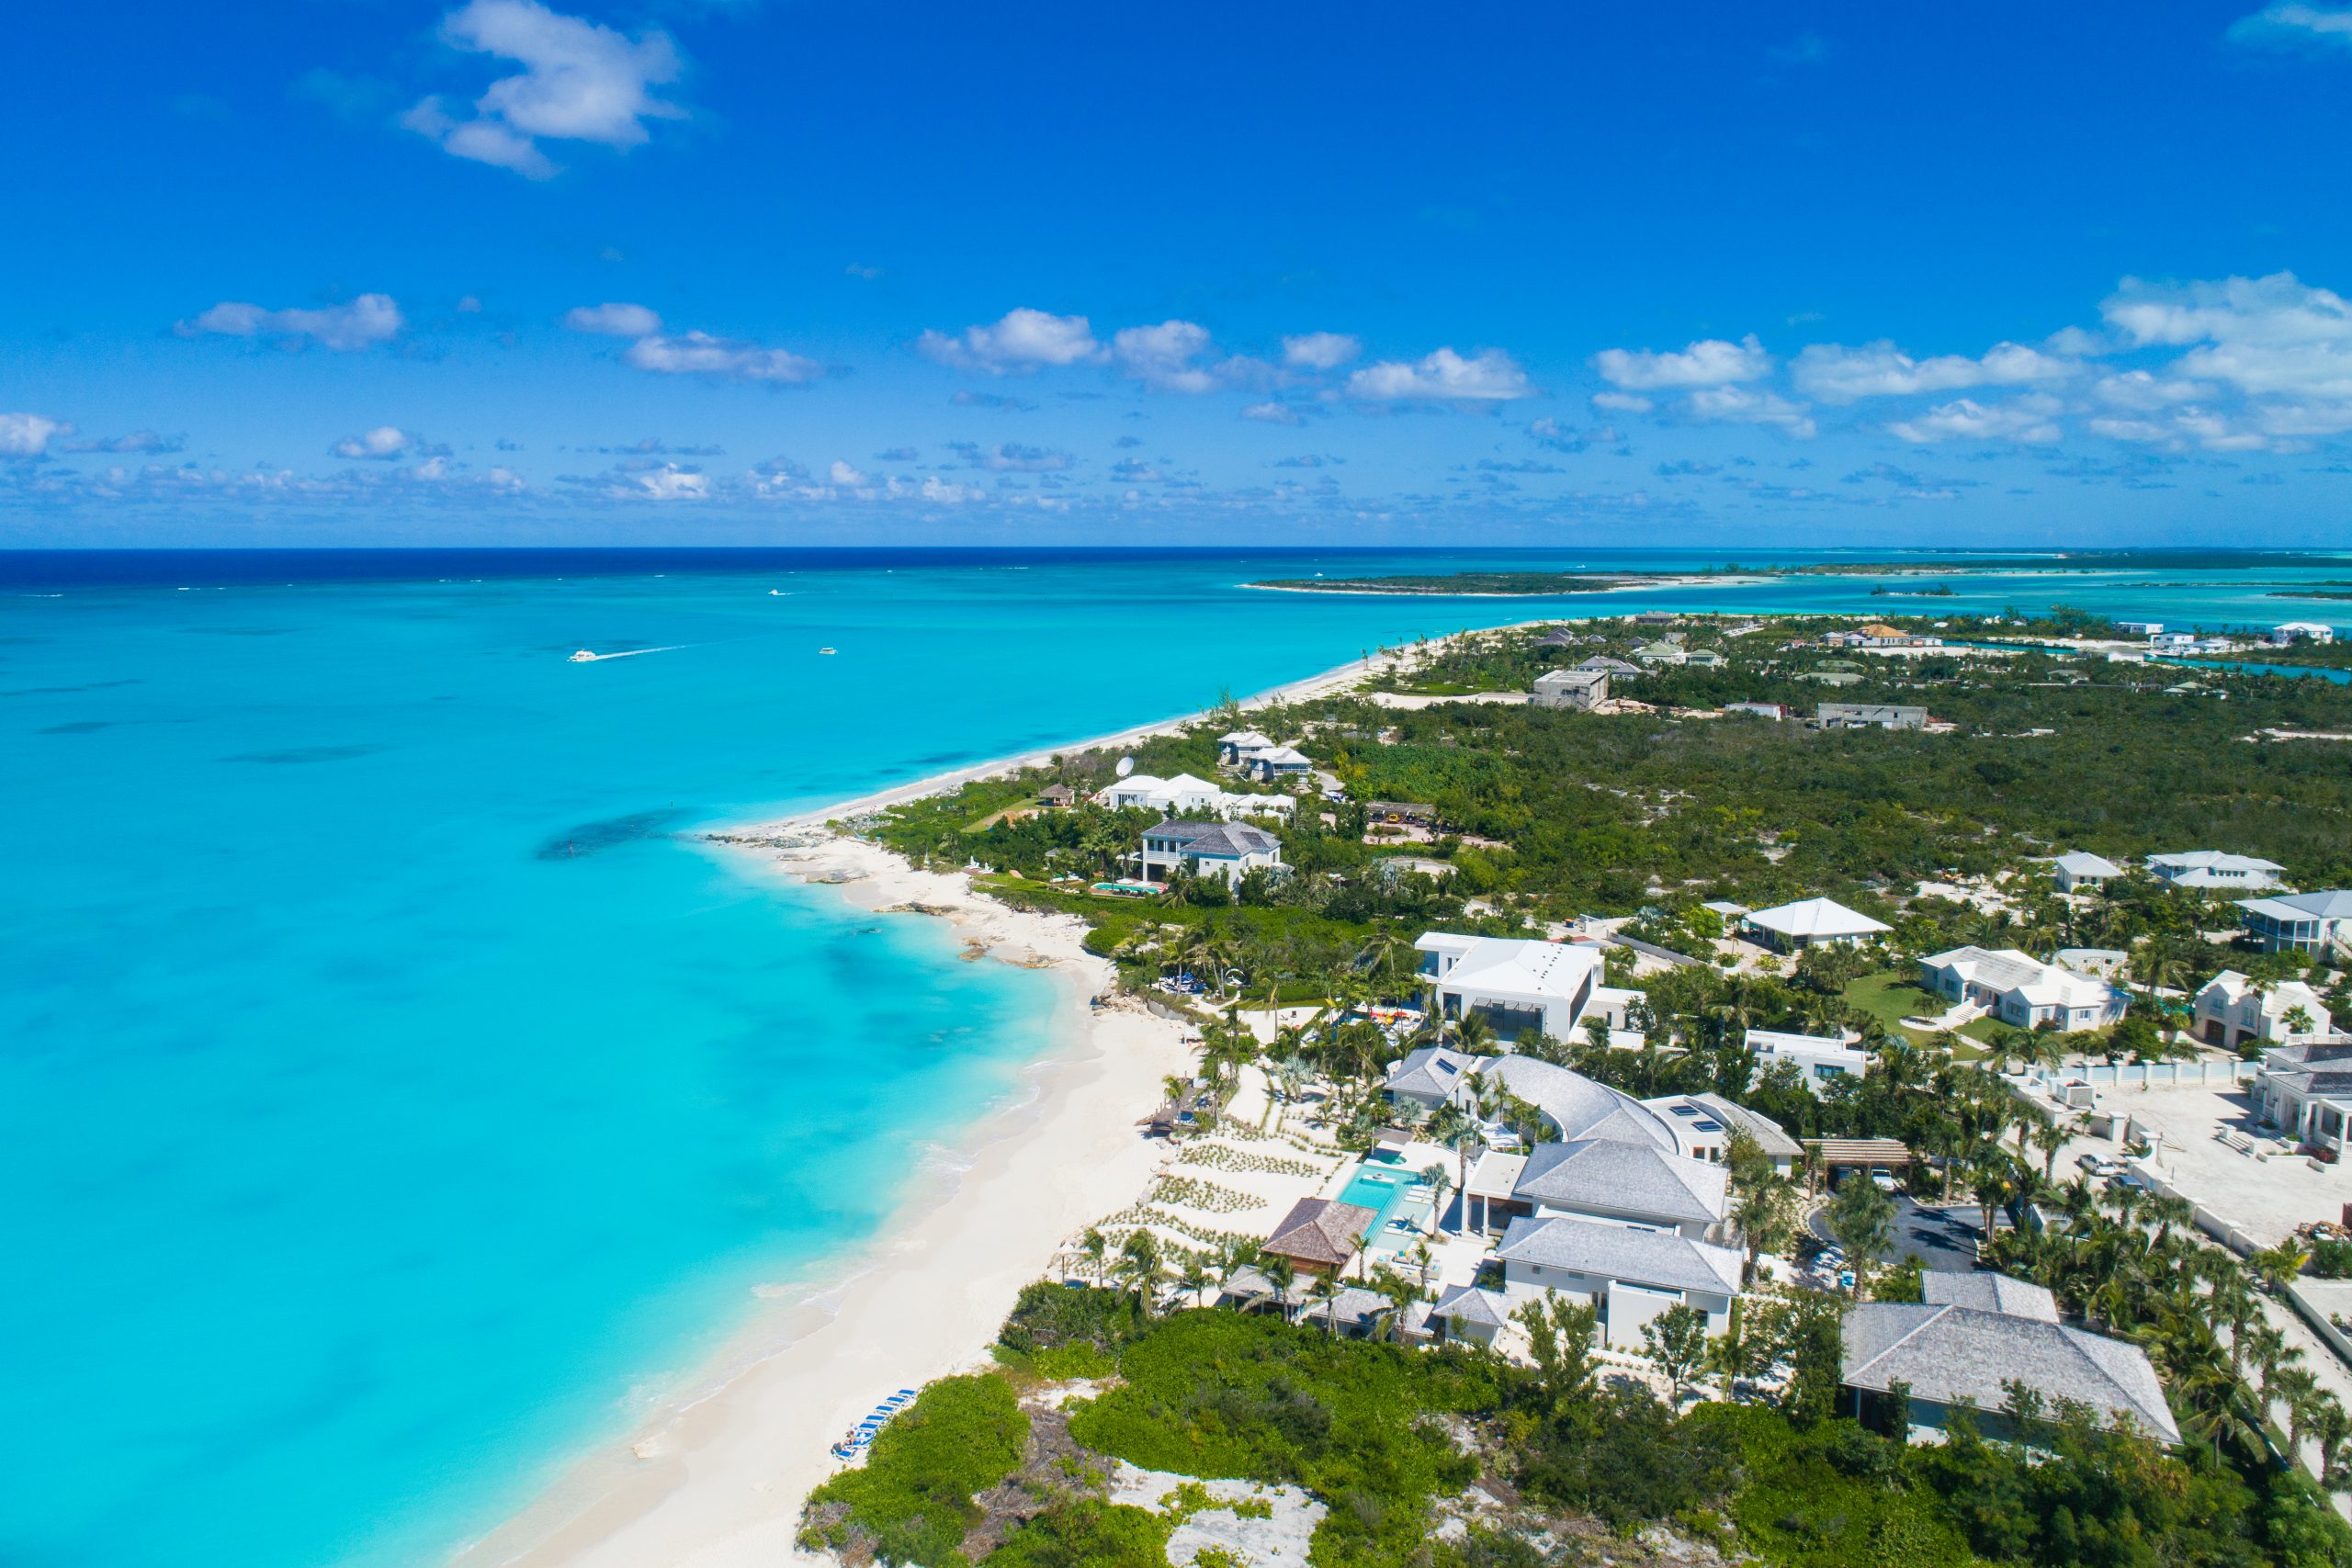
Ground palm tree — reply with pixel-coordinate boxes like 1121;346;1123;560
1080;1227;1109;1288
1367;1266;1419;1343
1116;1229;1163;1315
1419;1161;1454;1238
1731;1171;1798;1285
2030;1117;2073;1181
1306;1271;1343;1335
2250;1238;2312;1297
1262;1253;1296;1318
1178;1255;1213;1309
2277;1366;2324;1461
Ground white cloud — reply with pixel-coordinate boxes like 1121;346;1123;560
2093;369;2208;411
176;293;403;351
917;476;979;503
1590;391;1654;413
1281;332;1361;370
624;331;823;384
331;425;424;460
1346;347;1532;401
1591;333;1769;389
564;300;662;336
404;0;685;179
2227;4;2352;51
1791;340;2076;401
828;459;869;487
1887;394;2063;445
1685;385;1816;438
916;308;1101;374
0;412;65;457
2099;271;2352;436
620;462;708;500
1241;400;1305;425
1111;320;1218;392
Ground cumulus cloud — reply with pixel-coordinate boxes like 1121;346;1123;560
2094;369;2209;410
1241;400;1305;425
0;412;65;457
828;459;869;487
1346;347;1532;401
176;293;403;351
2088;409;2272;452
330;425;447;460
564;300;662;336
916;308;1101;374
1592;333;1769;389
1281;332;1361;370
403;0;685;179
1888;394;2064;445
624;331;823;384
2226;4;2352;51
1110;320;1221;392
59;429;183;456
2101;271;2352;436
1686;385;1817;438
1791;340;2076;401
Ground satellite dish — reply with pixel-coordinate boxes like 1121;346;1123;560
1114;756;1136;778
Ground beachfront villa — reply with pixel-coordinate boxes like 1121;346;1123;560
2145;850;2286;891
1917;946;2128;1032
1414;932;1621;1042
2194;971;2333;1050
1135;819;1284;885
1743;1027;1871;1095
1243;745;1313;784
1738;897;1891;953
1215;728;1274;763
2253;1044;2352;1156
1842;1273;2180;1447
2051;850;2124;893
2271;621;2336;646
2238;889;2352;955
1098;773;1295;821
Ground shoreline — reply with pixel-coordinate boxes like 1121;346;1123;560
456;834;1194;1568
458;635;1487;1568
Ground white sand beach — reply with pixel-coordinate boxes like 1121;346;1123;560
459;628;1525;1568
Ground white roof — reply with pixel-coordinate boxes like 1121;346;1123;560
1417;933;1603;1005
2242;889;2352;922
1217;729;1272;747
1743;897;1890;940
2148;850;2284;874
1252;746;1311;765
1922;946;2117;1009
2053;851;2123;878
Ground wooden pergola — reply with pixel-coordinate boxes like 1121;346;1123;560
1802;1138;1914;1193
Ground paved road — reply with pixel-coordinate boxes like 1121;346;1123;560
1808;1194;1986;1269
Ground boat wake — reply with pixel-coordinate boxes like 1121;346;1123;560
568;645;688;663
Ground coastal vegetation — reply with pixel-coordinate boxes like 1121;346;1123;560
801;1285;2352;1567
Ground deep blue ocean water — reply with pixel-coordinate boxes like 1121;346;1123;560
2;547;2346;1568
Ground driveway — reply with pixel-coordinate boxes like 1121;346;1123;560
1809;1194;1984;1270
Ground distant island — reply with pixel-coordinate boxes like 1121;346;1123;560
1247;571;1655;596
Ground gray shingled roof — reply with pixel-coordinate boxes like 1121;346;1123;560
1496;1214;1743;1295
1384;1045;1479;1101
1512;1137;1730;1225
1920;1270;2060;1322
1842;1303;2179;1443
1145;818;1279;856
1475;1055;1679;1152
1433;1282;1513;1327
2261;1042;2352;1097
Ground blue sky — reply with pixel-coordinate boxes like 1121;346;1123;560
5;1;2351;547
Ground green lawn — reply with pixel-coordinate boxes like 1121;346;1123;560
1843;969;2000;1051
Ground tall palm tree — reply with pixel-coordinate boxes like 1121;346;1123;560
1419;1162;1455;1238
2277;1366;2324;1461
1306;1271;1344;1335
1080;1227;1109;1289
1262;1253;1296;1318
1178;1255;1213;1310
1117;1229;1163;1316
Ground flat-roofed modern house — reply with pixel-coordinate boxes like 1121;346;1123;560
1917;946;2128;1032
2255;1043;2352;1155
2145;850;2285;892
1843;1276;2179;1447
1744;1027;1871;1094
1415;932;1608;1041
2195;971;2333;1050
1815;702;1928;730
1136;819;1283;885
1260;1197;1377;1279
2052;851;2124;893
2238;889;2352;955
1532;668;1609;710
1739;897;1891;953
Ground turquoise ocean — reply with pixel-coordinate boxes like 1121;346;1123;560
2;547;2346;1568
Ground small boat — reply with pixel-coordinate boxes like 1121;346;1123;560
818;647;837;656
568;649;598;663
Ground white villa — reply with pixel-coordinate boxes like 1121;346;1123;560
1099;773;1294;821
2051;851;2124;893
1532;668;1609;710
1433;1065;1747;1349
1739;897;1891;953
1744;1027;1871;1094
1243;745;1313;784
1215;728;1273;764
2255;1043;2352;1156
2145;850;2285;892
1415;933;1620;1042
1135;818;1283;886
1917;946;2128;1032
2271;621;2336;646
2195;971;2333;1050
2238;889;2352;955
1632;640;1688;666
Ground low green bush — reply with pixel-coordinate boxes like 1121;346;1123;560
800;1374;1029;1567
984;1500;1170;1567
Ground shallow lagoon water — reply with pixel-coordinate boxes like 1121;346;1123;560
0;547;2344;1567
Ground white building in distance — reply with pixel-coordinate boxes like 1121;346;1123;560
1745;1027;1871;1095
1740;897;1891;953
2051;851;2124;893
2195;971;2333;1050
2145;851;2285;892
1917;946;2129;1032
